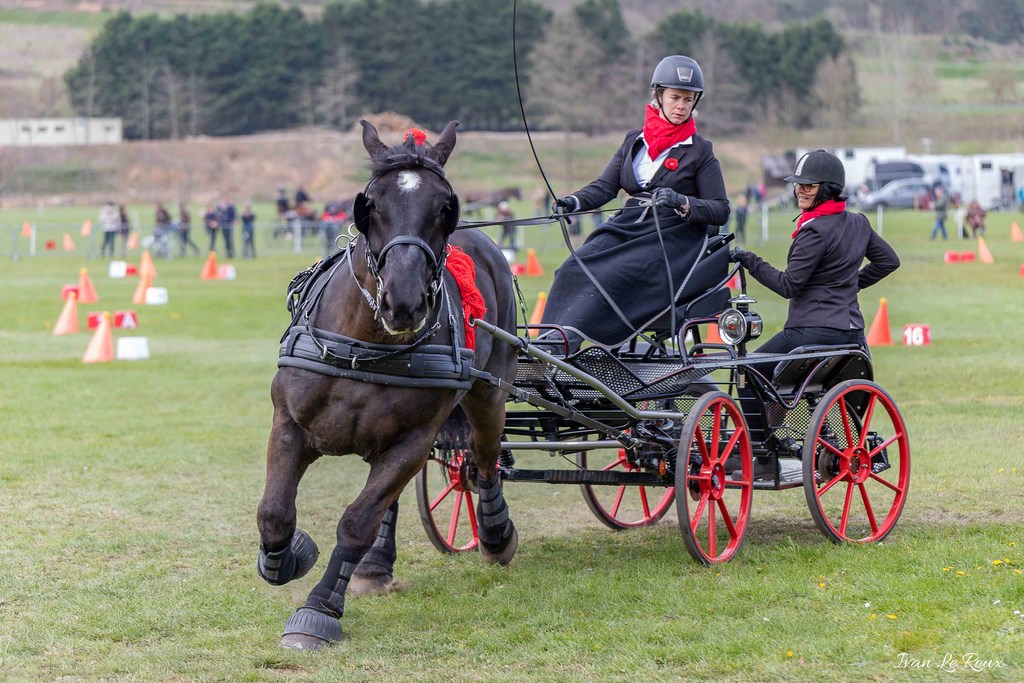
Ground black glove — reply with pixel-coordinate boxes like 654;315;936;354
652;187;686;209
552;196;575;214
730;247;750;263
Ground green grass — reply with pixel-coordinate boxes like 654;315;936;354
2;207;1023;681
0;9;112;29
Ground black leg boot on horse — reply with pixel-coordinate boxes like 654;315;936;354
476;473;518;565
348;500;401;596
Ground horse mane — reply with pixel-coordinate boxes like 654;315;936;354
367;134;446;178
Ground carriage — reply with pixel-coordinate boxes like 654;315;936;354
258;121;909;648
415;232;910;565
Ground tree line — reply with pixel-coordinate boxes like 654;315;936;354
63;0;856;140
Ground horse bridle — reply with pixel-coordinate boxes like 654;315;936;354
358;152;455;317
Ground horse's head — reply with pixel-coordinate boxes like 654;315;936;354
353;120;461;336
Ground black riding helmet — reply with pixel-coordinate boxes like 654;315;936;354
785;149;847;208
650;55;704;108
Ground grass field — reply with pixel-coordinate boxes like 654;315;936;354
2;205;1023;682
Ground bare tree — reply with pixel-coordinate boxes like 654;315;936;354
812;54;862;134
317;45;360;131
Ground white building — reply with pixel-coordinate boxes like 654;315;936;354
0;117;123;146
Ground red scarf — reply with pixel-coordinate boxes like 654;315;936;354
792;200;846;238
444;246;486;350
642;104;696;160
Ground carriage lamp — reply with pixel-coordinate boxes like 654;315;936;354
717;308;763;346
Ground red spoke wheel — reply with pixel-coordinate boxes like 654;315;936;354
415;449;479;553
577;447;674;530
802;380;910;544
674;392;753;565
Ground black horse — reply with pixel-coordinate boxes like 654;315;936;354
257;120;519;649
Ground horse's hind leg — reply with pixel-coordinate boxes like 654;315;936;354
257;411;321;586
348;500;402;596
461;393;518;566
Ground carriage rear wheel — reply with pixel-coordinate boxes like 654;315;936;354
577;447;675;530
674;392;753;565
802;380;910;544
415;449;480;553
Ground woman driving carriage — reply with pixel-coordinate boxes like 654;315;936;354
540;55;730;351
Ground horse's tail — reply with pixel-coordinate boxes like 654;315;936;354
436;404;471;451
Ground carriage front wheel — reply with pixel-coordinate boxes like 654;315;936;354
674;392;753;565
415;449;480;553
802;380;910;544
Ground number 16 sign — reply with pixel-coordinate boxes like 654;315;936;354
902;324;931;346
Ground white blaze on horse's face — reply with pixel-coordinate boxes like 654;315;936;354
397;171;421;194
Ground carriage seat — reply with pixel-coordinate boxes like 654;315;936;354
769;344;871;396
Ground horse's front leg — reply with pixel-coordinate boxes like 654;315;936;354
281;447;427;650
257;409;321;586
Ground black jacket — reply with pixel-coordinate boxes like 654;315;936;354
572;130;730;227
735;211;899;330
541;129;731;346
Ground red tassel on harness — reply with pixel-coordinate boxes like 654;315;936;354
445;246;486;349
405;128;428;146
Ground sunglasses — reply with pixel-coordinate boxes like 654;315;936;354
793;182;820;192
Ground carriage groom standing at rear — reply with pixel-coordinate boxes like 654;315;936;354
542;55;730;350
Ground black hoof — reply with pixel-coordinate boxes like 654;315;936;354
258;529;320;586
281;607;342;649
479;524;518;566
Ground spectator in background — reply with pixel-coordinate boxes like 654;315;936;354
733;193;748;242
320;200;349;258
217;196;237;258
99;201;119;258
276;186;290;218
495;201;516;250
178;202;200;257
930;185;949;240
241;203;257;259
294;186;311;218
118;205;131;256
154;202;173;258
203;202;219;253
965;200;986;238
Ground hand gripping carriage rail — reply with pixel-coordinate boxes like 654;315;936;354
414;235;910;565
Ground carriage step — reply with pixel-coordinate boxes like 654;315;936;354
750;459;804;490
501;467;667;487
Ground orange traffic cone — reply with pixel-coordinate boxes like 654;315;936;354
62;233;76;251
53;292;79;336
77;268;99;303
527;291;547;337
82;312;114;363
977;235;994;264
139;250;157;279
21;220;32;237
200;251;219;280
126;231;139;250
866;297;892;346
1012;222;1024;243
525;248;543;276
132;271;152;305
705;321;724;344
80;218;93;237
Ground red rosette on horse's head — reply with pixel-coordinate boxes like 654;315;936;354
404;128;428;146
